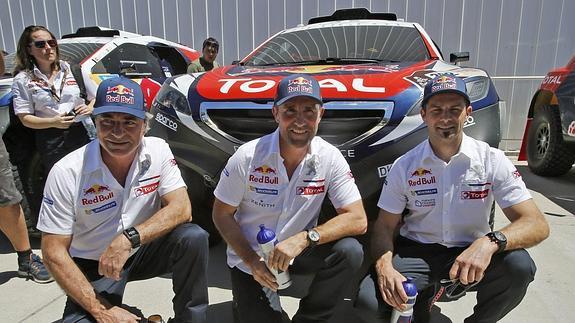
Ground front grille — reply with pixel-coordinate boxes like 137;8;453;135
200;101;393;146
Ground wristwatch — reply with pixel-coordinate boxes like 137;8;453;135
307;229;321;248
485;231;507;254
123;227;141;249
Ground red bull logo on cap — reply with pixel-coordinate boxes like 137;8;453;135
105;84;136;105
434;75;455;84
411;168;433;177
432;76;457;92
289;77;312;86
287;76;313;94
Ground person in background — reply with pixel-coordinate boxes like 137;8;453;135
11;25;93;176
370;74;550;322
39;77;209;322
187;37;220;73
213;74;367;323
0;136;53;283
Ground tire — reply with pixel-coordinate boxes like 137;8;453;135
180;167;222;246
526;105;575;176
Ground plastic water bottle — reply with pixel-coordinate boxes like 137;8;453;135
390;277;418;323
256;224;292;289
79;116;97;140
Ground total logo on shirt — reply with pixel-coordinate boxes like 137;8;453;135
461;189;490;200
82;184;114;206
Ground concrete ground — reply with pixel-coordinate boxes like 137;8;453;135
1;160;574;322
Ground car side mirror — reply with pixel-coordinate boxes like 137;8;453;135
231;60;240;65
450;52;470;64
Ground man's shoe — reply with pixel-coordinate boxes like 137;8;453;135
18;254;54;283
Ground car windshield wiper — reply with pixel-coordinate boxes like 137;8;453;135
250;57;394;67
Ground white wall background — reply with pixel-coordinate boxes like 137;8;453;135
1;0;574;150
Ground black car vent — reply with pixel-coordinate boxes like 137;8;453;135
202;101;393;147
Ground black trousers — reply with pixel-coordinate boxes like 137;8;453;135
230;237;364;323
369;235;536;323
36;124;89;175
62;223;209;323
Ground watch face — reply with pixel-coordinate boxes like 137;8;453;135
493;231;506;242
308;230;320;242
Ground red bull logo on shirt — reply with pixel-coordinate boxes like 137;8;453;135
411;168;433;177
105;84;135;105
82;184;114;206
250;165;279;184
84;184;111;195
253;165;277;174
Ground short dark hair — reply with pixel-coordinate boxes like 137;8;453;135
202;37;219;51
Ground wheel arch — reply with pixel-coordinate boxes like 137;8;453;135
529;89;558;118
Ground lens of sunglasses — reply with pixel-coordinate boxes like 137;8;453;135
32;39;57;48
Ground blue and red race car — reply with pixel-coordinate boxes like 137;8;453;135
519;55;575;176
148;8;502;236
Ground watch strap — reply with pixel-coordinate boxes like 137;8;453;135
123;227;141;249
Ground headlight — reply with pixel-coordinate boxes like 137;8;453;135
152;84;191;115
465;77;489;103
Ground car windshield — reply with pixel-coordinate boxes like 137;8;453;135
243;24;429;66
3;42;104;75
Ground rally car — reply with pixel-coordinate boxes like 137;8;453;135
147;8;502;237
0;26;199;230
518;55;575;176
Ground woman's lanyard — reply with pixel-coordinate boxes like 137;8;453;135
31;67;68;103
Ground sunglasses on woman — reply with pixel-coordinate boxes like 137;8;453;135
30;39;58;49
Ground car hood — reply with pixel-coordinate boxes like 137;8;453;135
193;60;484;101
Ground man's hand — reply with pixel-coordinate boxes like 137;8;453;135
93;305;141;323
449;236;498;285
375;260;408;311
98;234;132;281
268;232;308;271
246;256;278;291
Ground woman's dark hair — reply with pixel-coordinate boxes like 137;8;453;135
15;25;60;74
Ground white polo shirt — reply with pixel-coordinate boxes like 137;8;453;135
37;137;186;260
12;60;86;118
214;129;362;274
378;134;531;247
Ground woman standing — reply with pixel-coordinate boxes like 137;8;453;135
11;25;93;175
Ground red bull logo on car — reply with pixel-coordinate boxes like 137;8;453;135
106;84;135;105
